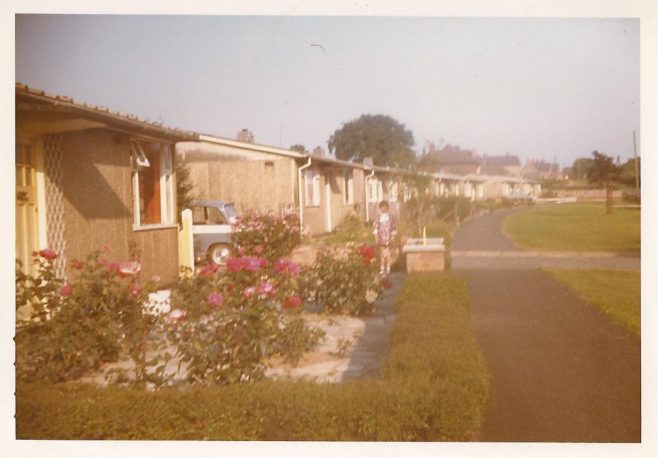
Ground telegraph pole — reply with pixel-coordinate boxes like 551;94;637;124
633;130;639;194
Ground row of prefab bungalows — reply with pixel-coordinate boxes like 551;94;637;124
15;83;540;284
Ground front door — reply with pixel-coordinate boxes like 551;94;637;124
16;137;40;275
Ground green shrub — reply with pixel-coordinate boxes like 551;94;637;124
167;257;322;384
17;272;489;441
299;244;381;315
231;209;301;260
15;248;161;385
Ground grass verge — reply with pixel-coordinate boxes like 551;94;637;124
546;269;640;336
502;203;640;252
16;272;488;440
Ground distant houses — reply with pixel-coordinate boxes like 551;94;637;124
15;83;542;278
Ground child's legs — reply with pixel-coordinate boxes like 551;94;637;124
380;246;391;273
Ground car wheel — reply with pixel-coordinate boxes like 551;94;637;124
208;244;231;265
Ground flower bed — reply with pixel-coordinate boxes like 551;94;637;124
17;273;489;441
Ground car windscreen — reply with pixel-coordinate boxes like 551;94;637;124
224;204;238;219
206;206;228;225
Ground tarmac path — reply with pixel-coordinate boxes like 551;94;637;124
452;209;641;442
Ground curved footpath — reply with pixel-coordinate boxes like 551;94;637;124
452;209;640;442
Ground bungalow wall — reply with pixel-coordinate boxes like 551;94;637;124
177;142;297;214
43;129;178;282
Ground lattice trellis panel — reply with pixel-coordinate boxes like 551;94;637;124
43;134;67;278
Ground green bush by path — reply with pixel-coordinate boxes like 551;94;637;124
546;269;640;336
503;203;640;252
16;273;489;441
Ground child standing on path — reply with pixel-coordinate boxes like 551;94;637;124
373;200;397;275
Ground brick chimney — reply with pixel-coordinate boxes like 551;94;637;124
236;128;254;143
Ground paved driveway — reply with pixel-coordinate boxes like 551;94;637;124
453;209;641;442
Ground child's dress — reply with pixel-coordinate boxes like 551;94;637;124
374;212;396;247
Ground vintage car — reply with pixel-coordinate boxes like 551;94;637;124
190;200;239;265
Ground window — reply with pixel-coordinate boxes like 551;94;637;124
304;168;320;207
132;141;175;227
343;170;354;205
192;206;228;225
367;178;383;203
389;182;398;202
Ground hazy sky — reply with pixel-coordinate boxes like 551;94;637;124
15;15;640;167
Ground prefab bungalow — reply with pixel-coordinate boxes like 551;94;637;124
176;135;302;215
15;84;195;282
299;155;367;235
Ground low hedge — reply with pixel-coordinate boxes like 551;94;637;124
16;272;489;441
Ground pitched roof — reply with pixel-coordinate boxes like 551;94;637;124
16;83;198;141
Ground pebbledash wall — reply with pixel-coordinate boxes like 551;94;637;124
53;130;179;283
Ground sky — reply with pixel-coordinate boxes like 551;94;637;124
15;15;640;168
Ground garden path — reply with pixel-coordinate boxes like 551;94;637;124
452;208;641;442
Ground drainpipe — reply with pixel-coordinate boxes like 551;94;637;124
297;156;312;233
364;168;376;222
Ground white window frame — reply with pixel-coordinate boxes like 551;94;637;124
343;170;354;205
304;168;320;207
389;182;398;202
131;141;176;229
367;178;382;203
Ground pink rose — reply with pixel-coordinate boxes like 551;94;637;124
243;286;257;298
208;292;224;307
166;309;187;323
198;263;219;277
274;259;301;277
59;283;72;297
226;257;244;273
119;261;141;276
257;281;276;296
108;262;121;273
36;248;58;261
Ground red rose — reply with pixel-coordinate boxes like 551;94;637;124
59;283;72;297
284;295;302;310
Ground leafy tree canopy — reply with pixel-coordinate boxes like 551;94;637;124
289;144;307;154
587;151;621;187
327;114;416;168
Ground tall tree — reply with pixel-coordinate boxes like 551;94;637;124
327;114;416;167
586;151;621;214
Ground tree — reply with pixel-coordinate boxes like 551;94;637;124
327;114;416;168
567;157;594;181
586;151;621;214
175;155;196;222
289;144;307;154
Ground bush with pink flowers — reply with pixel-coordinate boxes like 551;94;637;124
300;244;382;316
231;209;301;261
166;255;322;385
15;249;161;385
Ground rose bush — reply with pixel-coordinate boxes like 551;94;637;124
300;244;382;316
231;209;301;261
15;249;161;385
167;254;322;385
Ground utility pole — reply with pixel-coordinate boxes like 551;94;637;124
633;130;639;194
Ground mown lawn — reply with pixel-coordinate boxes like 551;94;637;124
502;203;640;252
16;272;489;441
546;269;640;335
